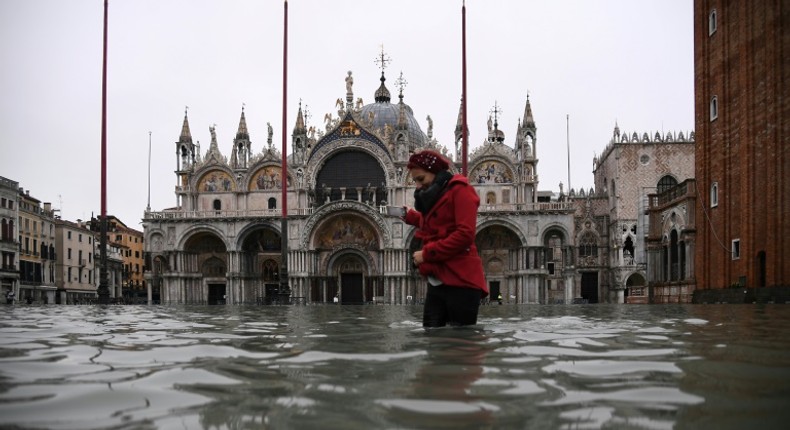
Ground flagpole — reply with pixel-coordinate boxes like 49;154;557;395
566;114;571;192
147;131;152;212
461;0;469;176
97;0;110;304
279;0;290;302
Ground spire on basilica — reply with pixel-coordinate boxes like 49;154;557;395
294;100;306;134
292;100;308;165
176;107;196;172
232;106;251;169
207;124;221;159
179;107;193;144
236;105;250;141
374;46;392;103
395;71;408;130
522;94;535;127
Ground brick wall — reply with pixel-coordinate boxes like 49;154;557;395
694;0;789;290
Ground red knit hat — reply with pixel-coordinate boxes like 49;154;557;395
407;150;450;173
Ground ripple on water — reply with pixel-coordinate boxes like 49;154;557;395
543;359;682;377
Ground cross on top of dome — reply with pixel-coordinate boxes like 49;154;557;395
395;71;407;100
375;45;391;75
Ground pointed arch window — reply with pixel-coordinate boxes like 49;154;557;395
624;236;635;264
262;259;278;282
578;231;598;257
710;182;719;207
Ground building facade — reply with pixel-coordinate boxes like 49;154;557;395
90;216;146;302
143;68;579;305
646;179;697;303
96;241;125;301
1;176;20;301
573;125;695;303
17;189;58;303
54;219;97;304
694;0;789;297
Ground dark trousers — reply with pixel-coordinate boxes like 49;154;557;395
423;284;482;327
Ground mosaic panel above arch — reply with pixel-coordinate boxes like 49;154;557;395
313;214;380;251
250;166;292;191
470;160;513;184
476;225;521;250
198;170;235;192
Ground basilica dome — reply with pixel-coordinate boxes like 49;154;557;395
358;73;428;148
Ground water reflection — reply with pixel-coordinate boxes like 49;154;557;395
378;327;496;429
0;304;788;429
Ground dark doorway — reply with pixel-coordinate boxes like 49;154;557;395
264;283;280;304
208;283;226;305
489;281;501;302
757;251;766;288
341;273;363;304
580;272;599;304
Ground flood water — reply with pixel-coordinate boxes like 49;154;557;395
0;304;788;430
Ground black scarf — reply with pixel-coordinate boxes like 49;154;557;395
414;170;453;214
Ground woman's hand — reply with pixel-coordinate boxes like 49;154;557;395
412;250;424;265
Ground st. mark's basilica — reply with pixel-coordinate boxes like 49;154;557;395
142;60;694;305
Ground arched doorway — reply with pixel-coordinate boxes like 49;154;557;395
312;212;381;304
183;232;227;304
335;253;367;305
240;226;281;303
476;225;520;302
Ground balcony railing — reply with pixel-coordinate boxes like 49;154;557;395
145;208;313;220
479;202;575;212
145;201;575;220
649;180;696;208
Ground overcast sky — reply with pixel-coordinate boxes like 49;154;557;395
0;0;693;228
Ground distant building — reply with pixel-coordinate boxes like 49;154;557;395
1;176;20;301
646;179;697;303
17;188;58;303
54;219;96;303
143;66;578;305
89;216;146;302
96;240;125;301
694;1;790;299
572;125;695;303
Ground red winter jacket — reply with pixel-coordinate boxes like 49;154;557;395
404;174;489;297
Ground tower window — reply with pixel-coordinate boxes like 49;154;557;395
709;9;717;35
710;96;718;121
710;182;719;207
731;239;740;260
